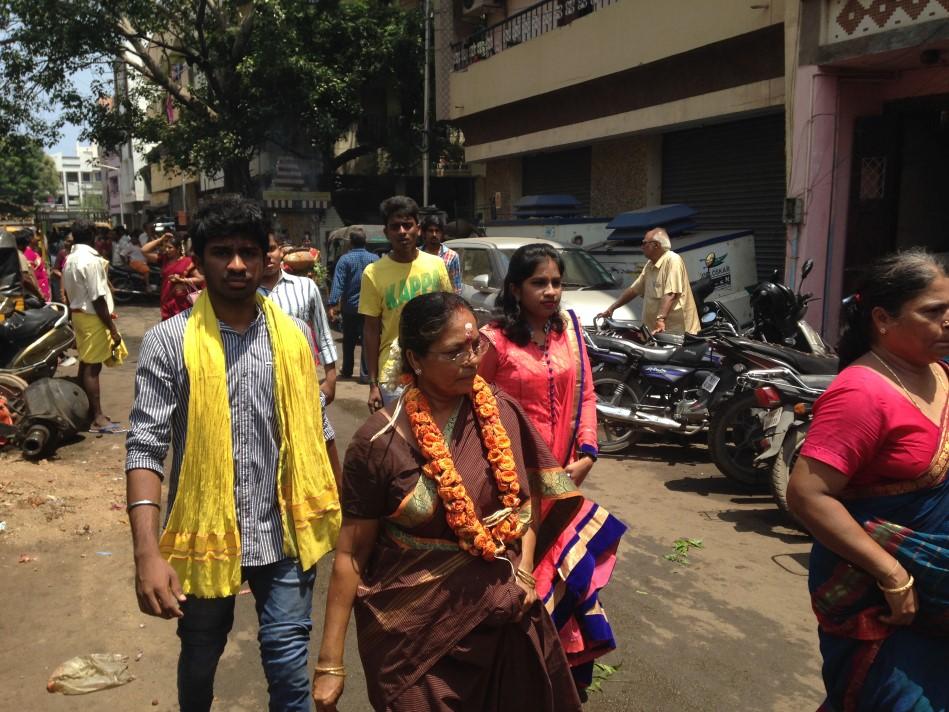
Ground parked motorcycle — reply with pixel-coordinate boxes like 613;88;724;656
749;258;830;356
0;377;91;459
735;369;831;517
109;263;161;303
590;320;837;463
704;336;837;488
589;325;725;453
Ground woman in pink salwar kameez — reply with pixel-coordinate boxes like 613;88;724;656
479;243;627;690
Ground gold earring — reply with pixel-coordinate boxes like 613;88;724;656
414;368;422;375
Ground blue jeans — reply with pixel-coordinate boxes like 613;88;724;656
177;558;316;712
340;311;367;379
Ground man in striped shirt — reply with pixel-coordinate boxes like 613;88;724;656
125;196;335;711
259;232;338;403
421;213;462;294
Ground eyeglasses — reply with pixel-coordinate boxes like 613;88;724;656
642;240;659;247
433;334;490;365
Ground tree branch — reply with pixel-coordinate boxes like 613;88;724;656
331;142;380;170
117;25;219;123
230;4;256;64
192;0;226;103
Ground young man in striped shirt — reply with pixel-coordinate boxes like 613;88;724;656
125;196;339;711
259;231;338;403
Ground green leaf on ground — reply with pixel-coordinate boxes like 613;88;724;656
664;537;704;565
586;661;621;693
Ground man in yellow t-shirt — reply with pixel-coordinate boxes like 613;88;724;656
598;227;700;335
360;196;452;411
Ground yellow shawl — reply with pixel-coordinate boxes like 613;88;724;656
158;291;340;597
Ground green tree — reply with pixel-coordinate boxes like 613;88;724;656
0;0;428;195
0;136;59;215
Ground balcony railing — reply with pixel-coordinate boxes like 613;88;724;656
450;0;618;72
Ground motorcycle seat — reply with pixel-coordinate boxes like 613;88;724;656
729;337;839;375
799;374;835;389
0;306;62;348
588;334;675;363
604;318;642;331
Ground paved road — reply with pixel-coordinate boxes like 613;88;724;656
0;305;825;710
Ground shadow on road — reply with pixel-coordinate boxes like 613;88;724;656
713;507;812;544
772;551;811;576
664;475;764;497
604;442;711;467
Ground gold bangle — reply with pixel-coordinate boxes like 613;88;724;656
877;574;914;594
515;568;536;587
314;665;346;677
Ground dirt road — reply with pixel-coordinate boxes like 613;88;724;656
0;305;824;710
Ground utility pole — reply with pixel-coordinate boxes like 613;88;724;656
422;0;432;206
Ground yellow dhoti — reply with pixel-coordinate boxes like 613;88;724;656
71;312;128;366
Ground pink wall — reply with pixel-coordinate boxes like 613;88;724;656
787;62;949;341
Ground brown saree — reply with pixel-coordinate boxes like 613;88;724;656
341;387;583;712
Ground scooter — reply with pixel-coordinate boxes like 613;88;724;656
0;297;75;382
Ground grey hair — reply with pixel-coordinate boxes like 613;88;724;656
649;228;672;250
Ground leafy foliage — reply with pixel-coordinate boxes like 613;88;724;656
0;0;429;194
0;136;59;215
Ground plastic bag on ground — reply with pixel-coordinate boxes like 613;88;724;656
46;653;134;695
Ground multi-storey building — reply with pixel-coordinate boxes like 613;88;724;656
439;0;949;336
100;64;153;229
439;0;789;278
786;0;949;336
48;145;105;211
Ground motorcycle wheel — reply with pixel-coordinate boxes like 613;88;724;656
770;421;809;528
110;274;135;304
593;370;644;454
707;391;770;490
0;373;29;422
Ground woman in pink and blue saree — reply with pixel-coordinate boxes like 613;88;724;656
479;243;626;690
788;250;949;711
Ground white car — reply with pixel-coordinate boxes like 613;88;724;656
444;236;636;327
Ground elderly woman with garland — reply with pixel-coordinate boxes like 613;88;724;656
478;243;626;689
788;249;949;711
312;291;582;712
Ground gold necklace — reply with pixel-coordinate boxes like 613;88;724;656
870;351;945;414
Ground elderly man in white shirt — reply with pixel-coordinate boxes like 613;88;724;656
63;219;127;431
599;227;701;335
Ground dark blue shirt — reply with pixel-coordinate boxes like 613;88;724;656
329;247;378;313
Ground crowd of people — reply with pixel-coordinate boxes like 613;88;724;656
8;189;946;710
114;194;627;711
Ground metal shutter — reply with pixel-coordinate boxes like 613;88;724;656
522;147;593;215
662;113;786;281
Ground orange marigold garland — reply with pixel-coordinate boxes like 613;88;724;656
406;375;524;559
